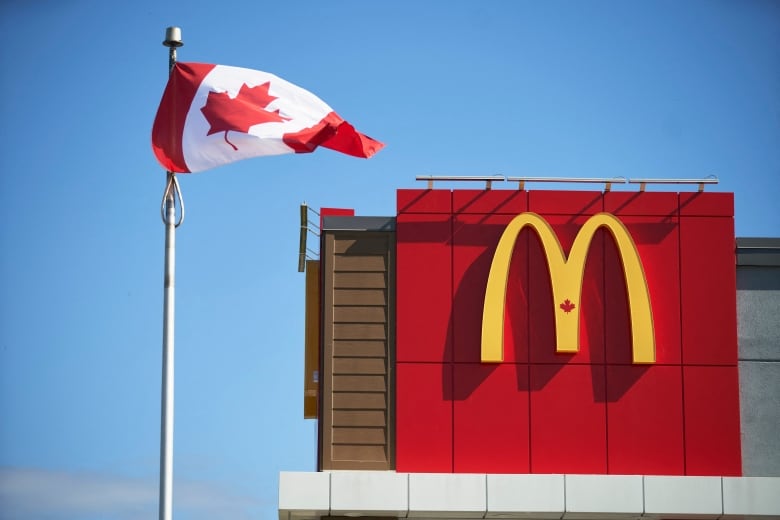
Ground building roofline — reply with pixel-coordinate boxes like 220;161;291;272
737;237;780;267
321;216;395;232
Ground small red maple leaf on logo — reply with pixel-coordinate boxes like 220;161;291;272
200;82;290;151
560;299;576;313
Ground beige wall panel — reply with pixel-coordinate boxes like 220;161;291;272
325;517;398;520
333;358;386;375
333;272;386;289
334;255;388;271
331;445;388;462
333;340;387;358
332;375;387;392
333;237;389;255
333;306;387;324
332;427;387;445
321;230;395;471
332;410;386;427
332;392;387;410
333;323;386;340
334;289;387;306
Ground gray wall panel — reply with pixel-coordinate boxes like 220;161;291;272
737;262;780;477
737;268;780;361
739;361;780;476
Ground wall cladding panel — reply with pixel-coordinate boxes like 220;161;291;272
392;189;743;476
321;230;395;470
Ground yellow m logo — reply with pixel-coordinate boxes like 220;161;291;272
481;212;655;364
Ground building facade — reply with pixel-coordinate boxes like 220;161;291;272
280;186;780;519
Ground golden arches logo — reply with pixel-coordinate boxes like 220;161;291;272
481;212;655;364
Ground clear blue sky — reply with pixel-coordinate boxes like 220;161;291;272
0;1;778;518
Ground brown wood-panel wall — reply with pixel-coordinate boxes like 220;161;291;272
320;231;395;470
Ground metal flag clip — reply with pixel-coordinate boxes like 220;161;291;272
160;172;185;228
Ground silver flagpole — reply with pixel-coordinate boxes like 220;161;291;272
160;26;183;520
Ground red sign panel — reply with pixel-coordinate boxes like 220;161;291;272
395;189;741;476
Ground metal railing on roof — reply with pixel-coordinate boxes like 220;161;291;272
415;174;719;192
298;203;321;273
416;175;506;190
628;175;719;192
508;176;626;191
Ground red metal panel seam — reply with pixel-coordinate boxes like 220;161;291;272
596;194;611;473
526;228;533;471
677;193;688;475
525;191;534;473
603;224;610;474
525;191;531;473
450;190;455;473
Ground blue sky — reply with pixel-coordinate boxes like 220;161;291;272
0;1;778;518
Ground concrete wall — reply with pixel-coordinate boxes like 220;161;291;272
737;239;780;476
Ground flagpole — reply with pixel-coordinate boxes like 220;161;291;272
160;25;183;520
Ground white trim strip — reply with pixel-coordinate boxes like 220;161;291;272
279;471;780;519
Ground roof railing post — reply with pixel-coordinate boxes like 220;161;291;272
507;176;627;192
416;175;506;190
627;175;719;192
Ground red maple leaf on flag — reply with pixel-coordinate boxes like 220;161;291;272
200;82;290;150
560;299;576;313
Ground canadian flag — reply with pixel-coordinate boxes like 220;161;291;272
152;62;384;173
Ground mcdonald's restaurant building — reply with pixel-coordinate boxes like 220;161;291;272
279;183;780;520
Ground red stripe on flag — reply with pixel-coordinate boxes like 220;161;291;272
320;112;385;158
283;112;384;158
152;62;216;173
282;112;340;154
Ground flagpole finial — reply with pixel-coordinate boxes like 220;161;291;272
163;27;183;48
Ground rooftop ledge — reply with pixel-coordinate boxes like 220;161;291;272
279;471;780;519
